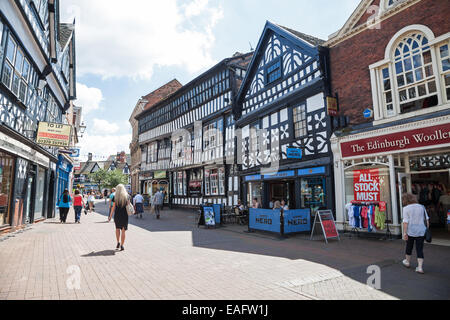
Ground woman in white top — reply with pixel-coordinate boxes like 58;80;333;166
88;192;95;213
281;200;289;211
402;193;430;274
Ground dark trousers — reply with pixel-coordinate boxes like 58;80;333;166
60;207;70;222
406;236;425;259
74;206;82;222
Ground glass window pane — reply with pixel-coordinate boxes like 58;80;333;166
2;63;13;87
405;71;414;84
404;58;412;71
415;68;423;81
14;50;23;72
384;79;391;91
418;84;427;96
440;45;449;58
395;62;403;74
445;74;450;86
397;75;405;87
442;58;450;72
6;37;16;63
382;68;390;79
428;81;437;93
413;55;422;68
385;91;392;103
408;87;416;99
425;65;433;77
423;50;432;64
399;90;407;102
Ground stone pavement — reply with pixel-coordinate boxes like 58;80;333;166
0;200;449;300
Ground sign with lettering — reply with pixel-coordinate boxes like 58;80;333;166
69;148;80;158
353;169;380;202
379;201;386;212
326;96;338;117
249;209;281;233
154;171;166;179
36;122;72;147
341;123;450;158
284;209;311;234
286;148;302;160
310;210;340;243
263;170;296;180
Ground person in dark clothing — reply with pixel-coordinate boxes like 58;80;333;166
108;184;130;251
58;189;72;224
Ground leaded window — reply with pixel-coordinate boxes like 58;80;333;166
293;103;307;138
2;35;31;103
266;58;282;85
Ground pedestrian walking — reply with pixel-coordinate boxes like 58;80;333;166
58;189;72;224
87;192;95;213
104;189;109;204
73;190;85;224
108;184;130;251
133;192;144;219
154;188;164;219
402;193;430;274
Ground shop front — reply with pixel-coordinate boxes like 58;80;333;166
332;116;450;238
0;151;15;229
242;166;331;216
56;154;73;203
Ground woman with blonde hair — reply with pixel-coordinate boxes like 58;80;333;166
402;193;430;274
108;184;131;251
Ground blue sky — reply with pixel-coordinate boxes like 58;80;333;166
60;0;361;161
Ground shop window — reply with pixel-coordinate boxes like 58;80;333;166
293;103;307;138
205;169;210;195
210;169;218;195
0;152;14;226
219;168;225;195
300;178;326;213
247;181;262;206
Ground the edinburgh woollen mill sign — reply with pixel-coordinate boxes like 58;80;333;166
340;124;450;158
36;122;72;148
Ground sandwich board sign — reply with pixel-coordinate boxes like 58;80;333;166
310;210;340;243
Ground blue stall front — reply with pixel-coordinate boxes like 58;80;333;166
56;155;73;204
249;208;311;235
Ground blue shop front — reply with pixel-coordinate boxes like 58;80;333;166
56;154;73;204
242;166;333;216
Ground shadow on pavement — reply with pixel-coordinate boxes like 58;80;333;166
91;200;450;300
82;250;117;257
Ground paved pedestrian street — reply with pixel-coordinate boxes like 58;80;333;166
0;200;449;301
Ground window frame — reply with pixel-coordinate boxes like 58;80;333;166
292;102;308;139
264;56;283;85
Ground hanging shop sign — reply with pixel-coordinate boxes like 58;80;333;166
353;169;380;202
326;96;338;117
283;209;311;234
36;122;72;147
310;210;340;243
341;123;450;158
69;148;80;158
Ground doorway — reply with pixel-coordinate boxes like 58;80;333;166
269;181;295;208
399;170;450;240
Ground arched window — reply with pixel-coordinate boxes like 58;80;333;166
371;26;450;120
393;32;437;113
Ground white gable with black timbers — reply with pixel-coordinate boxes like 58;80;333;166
234;21;334;213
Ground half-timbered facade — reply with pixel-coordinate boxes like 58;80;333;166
234;22;333;214
136;52;252;207
0;0;77;233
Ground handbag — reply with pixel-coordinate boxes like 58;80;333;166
423;207;432;243
126;201;135;216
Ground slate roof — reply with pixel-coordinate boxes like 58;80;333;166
276;24;325;47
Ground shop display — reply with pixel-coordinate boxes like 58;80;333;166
345;202;386;231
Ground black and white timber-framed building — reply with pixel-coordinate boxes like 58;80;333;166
136;52;252;208
0;0;77;232
234;21;335;214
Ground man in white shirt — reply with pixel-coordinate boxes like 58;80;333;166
133;192;144;219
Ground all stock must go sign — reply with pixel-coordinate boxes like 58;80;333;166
353;169;380;202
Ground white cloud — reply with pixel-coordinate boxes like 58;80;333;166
61;0;224;79
79;132;132;160
91;119;120;135
74;83;103;115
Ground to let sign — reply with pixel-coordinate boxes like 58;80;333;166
36;122;72;147
354;169;380;202
341;123;450;158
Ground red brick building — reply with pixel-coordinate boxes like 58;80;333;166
326;0;450;238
